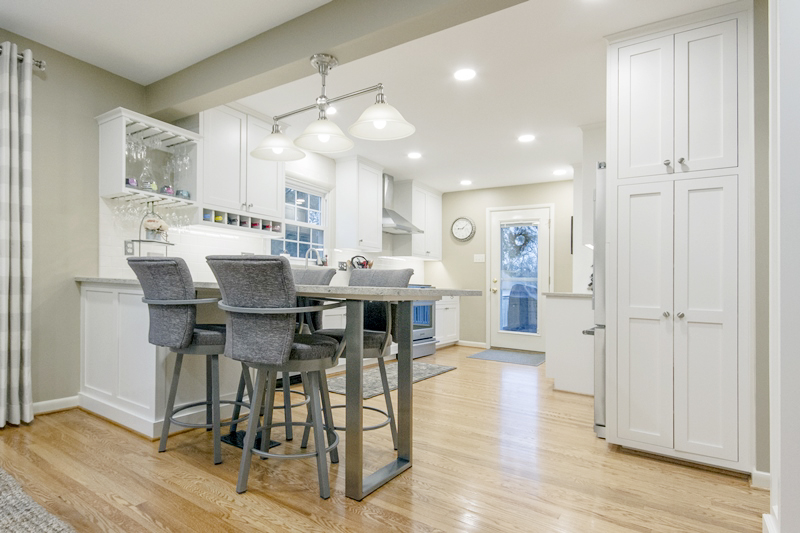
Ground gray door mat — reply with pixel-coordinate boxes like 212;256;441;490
467;349;545;366
326;361;456;399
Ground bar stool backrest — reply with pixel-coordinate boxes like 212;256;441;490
127;257;197;349
349;269;414;333
292;268;336;331
207;255;297;366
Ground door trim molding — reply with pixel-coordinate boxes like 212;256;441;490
484;204;555;350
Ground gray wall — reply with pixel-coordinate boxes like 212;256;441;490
0;28;146;404
425;180;573;344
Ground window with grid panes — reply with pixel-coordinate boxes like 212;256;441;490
271;185;326;260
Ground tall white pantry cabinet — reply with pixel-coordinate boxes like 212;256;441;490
605;5;753;472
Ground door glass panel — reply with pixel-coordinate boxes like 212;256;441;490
499;223;539;333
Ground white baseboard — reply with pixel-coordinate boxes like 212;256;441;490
457;340;487;349
33;395;79;415
763;512;779;533
751;469;771;490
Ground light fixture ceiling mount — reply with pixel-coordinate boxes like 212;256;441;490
251;53;415;161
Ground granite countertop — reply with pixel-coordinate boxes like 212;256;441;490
542;292;593;299
75;277;481;301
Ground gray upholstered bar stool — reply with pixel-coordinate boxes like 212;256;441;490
207;255;343;498
313;268;414;450
127;257;252;465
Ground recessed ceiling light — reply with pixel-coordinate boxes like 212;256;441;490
408;152;421;159
454;68;476;81
460;180;472;186
553;169;568;176
518;134;535;143
326;106;337;115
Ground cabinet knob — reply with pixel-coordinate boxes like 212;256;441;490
248;203;253;208
677;312;685;318
663;160;671;167
663;311;670;318
426;251;430;254
678;157;685;164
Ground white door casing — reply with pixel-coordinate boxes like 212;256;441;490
488;206;552;352
673;175;739;461
617;182;674;448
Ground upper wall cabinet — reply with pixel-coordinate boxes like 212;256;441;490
97;107;200;204
617;19;738;179
393;182;442;260
201;106;284;218
335;156;383;252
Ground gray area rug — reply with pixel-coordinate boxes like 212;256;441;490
468;349;546;366
327;361;456;399
0;467;75;532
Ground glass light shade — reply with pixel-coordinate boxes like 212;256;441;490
250;130;306;161
348;102;415;140
294;118;354;153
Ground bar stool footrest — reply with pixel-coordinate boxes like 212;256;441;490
329;404;391;431
168;399;250;429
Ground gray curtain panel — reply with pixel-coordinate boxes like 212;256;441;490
0;42;33;427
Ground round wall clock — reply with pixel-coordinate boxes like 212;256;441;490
451;217;476;242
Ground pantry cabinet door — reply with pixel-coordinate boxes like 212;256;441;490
618;36;674;179
674;20;739;174
673;175;739;461
357;161;383;251
246;117;284;218
617;182;674;448
424;192;442;260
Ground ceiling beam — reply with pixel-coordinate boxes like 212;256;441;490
144;0;525;121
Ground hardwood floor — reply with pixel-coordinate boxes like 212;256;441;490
0;345;768;532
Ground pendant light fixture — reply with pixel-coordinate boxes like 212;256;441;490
250;54;414;161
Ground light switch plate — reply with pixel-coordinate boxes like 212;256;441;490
124;240;134;255
338;261;348;271
473;254;486;263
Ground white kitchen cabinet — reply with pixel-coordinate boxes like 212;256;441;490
617;19;738;179
201;106;284;218
607;8;751;472
616;175;740;462
335;156;383;252
393;182;443;260
435;296;459;346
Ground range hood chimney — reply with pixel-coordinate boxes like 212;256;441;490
382;174;423;235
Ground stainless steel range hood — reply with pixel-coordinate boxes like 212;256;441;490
382;174;423;235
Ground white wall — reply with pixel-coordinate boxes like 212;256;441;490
572;122;606;294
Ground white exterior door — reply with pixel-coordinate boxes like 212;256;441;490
617;182;674;448
488;207;551;352
674;20;739;173
356;161;383;251
618;36;674;179
203;106;246;211
246;116;284;218
673;176;739;460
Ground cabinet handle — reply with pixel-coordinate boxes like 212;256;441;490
663;160;671;167
663;311;670;318
677;312;685;318
678;157;685;164
248;203;253;208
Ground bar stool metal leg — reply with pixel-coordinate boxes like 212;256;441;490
206;356;213;431
160;353;184;452
318;372;339;464
237;367;267;494
308;371;331;499
229;365;255;437
282;371;293;440
378;357;399;450
211;354;222;464
260;371;277;454
301;372;312;449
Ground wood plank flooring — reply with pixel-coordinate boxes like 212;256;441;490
0;345;768;532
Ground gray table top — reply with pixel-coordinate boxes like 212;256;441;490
75;277;481;301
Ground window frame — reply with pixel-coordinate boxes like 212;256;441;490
272;176;330;263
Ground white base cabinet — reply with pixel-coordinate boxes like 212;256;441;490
435;296;459;346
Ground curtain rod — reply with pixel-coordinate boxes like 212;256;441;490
0;45;46;70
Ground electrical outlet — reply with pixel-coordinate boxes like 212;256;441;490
338;261;348;271
124;240;134;255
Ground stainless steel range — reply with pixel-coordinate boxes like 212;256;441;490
409;284;437;358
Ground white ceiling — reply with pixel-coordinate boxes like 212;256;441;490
238;0;735;193
0;0;330;84
1;0;736;192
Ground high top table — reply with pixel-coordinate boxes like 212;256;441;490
294;285;480;500
76;277;479;501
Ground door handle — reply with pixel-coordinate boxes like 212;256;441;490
493;278;498;283
491;288;498;293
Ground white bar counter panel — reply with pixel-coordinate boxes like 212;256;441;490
542;292;594;395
